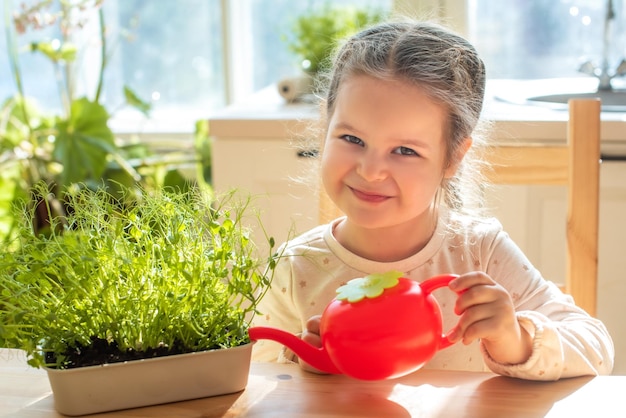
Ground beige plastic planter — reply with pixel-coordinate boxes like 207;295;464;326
45;343;252;416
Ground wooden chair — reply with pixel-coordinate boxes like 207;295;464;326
318;99;601;316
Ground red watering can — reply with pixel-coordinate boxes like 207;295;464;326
249;271;459;381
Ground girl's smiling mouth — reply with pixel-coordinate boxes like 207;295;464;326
350;187;391;203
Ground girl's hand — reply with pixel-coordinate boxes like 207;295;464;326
299;315;326;373
448;272;533;365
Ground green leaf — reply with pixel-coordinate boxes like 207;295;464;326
30;41;77;63
0;95;42;147
53;98;116;186
336;271;403;303
123;86;151;117
0;170;28;244
162;170;192;193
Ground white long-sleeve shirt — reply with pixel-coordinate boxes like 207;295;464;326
252;211;614;380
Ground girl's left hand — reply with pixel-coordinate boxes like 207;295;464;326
448;271;533;365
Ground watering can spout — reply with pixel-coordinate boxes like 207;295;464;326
248;326;341;374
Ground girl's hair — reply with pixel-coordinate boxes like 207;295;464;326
319;19;490;216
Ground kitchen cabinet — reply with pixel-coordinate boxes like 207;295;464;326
209;85;626;374
210;90;320;254
212;137;319;254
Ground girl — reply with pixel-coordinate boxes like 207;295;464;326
252;19;614;380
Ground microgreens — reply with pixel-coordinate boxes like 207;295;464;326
0;183;280;369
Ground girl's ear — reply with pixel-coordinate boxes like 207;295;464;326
444;137;473;178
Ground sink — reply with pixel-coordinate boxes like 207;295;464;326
491;78;626;112
526;90;626;112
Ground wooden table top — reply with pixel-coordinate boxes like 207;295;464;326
1;348;624;417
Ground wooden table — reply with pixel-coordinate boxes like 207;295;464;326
1;348;624;417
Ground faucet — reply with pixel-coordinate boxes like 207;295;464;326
578;0;626;91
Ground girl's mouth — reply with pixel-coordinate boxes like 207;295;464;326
350;187;390;203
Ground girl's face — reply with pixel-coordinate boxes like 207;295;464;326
321;74;460;231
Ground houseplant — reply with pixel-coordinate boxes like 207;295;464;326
0;0;189;244
0;183;280;415
285;5;386;78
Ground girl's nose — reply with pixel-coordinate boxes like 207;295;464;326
356;152;388;182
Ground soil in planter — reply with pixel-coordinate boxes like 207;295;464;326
45;336;220;369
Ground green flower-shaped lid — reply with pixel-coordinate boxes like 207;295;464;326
336;271;403;303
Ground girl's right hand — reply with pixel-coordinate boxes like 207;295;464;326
299;314;326;373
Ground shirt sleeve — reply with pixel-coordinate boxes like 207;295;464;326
479;229;614;380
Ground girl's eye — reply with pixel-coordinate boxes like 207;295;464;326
393;146;419;157
341;135;364;146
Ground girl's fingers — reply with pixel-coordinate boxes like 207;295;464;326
449;271;494;293
305;314;322;334
453;287;517;344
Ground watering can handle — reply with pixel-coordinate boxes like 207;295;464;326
248;326;342;374
419;274;460;350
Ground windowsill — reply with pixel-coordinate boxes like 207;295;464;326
109;106;212;136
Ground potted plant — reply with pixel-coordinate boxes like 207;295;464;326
0;183;279;416
0;0;193;244
285;5;386;78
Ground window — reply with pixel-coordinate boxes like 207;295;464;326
1;0;391;133
467;0;625;82
3;1;622;134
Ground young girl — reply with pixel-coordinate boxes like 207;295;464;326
251;19;614;380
